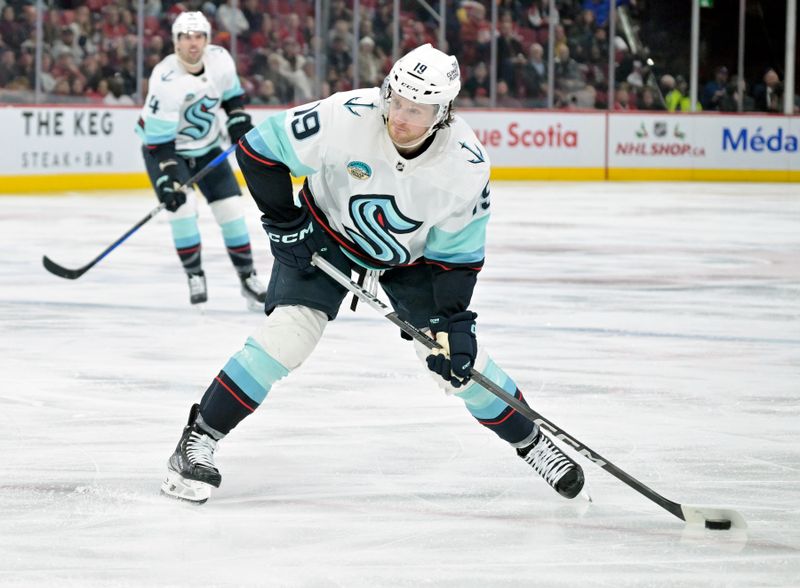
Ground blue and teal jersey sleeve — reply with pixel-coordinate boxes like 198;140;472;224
245;99;332;178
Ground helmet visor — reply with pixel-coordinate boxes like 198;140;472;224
387;93;441;128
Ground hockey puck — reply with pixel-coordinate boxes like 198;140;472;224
705;519;732;530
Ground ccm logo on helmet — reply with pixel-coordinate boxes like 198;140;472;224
267;221;314;244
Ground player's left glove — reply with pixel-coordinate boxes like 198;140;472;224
226;110;253;144
426;311;478;388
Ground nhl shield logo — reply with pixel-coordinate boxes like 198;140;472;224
347;161;372;180
654;121;667;137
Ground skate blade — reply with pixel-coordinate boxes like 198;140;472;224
191;302;207;314
160;470;212;504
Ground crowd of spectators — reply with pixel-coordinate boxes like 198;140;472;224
0;0;793;113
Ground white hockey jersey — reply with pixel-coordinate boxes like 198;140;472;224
245;88;491;270
136;45;244;157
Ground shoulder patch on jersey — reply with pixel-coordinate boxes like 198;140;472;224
459;141;485;165
347;161;372;180
344;97;377;117
160;70;174;82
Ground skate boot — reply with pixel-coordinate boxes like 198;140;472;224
239;271;267;311
517;430;585;499
161;404;222;504
187;271;208;305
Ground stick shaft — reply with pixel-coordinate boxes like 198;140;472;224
311;253;689;522
43;144;237;279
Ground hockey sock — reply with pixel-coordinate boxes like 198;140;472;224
210;199;255;276
454;357;536;445
170;216;203;274
219;218;254;275
198;336;290;434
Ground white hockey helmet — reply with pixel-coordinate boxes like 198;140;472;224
172;11;212;45
381;43;461;131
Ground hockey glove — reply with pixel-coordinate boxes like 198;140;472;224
262;208;326;273
426;311;478;388
226;110;253;144
155;159;186;212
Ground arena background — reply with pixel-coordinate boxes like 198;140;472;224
1;0;797;191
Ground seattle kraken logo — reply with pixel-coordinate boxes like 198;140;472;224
181;96;219;140
346;195;421;265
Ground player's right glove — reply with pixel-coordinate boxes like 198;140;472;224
261;208;326;273
155;159;186;212
426;311;478;388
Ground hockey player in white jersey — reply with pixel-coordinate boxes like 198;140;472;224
137;11;267;309
161;44;585;503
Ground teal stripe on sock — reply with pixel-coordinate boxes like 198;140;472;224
455;358;517;420
220;218;250;247
222;337;290;404
170;217;200;247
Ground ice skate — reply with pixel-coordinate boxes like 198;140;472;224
187;271;208;305
161;404;221;504
239;271;267;311
518;430;585;499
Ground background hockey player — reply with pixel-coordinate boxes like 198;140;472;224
161;44;585;503
137;11;267;309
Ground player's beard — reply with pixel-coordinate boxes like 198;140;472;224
176;47;204;73
388;119;433;151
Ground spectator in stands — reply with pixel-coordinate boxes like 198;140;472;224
242;0;264;38
1;5;26;50
280;55;315;103
518;42;548;107
358;36;383;88
752;68;783;113
249;50;283;101
51;25;84;63
613;82;635;110
637;85;663;110
372;2;395;56
103;74;134;105
496;79;522;108
327;33;352;79
720;76;755;112
701;65;728;111
0;49;17;87
252;77;281;105
554;44;584;93
525;0;549;41
664;75;700;112
402;20;434;53
626;59;645;89
53;78;71;97
496;10;524;88
217;0;249;38
463;61;490;106
569;9;596;64
74;5;99;56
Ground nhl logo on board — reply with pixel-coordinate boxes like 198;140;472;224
346;161;372;180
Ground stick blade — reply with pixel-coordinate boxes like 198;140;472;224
42;255;88;280
681;505;747;530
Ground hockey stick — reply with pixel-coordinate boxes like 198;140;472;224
311;253;747;530
42;143;238;280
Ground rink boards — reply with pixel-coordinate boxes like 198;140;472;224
1;105;798;193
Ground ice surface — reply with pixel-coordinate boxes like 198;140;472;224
1;182;798;587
